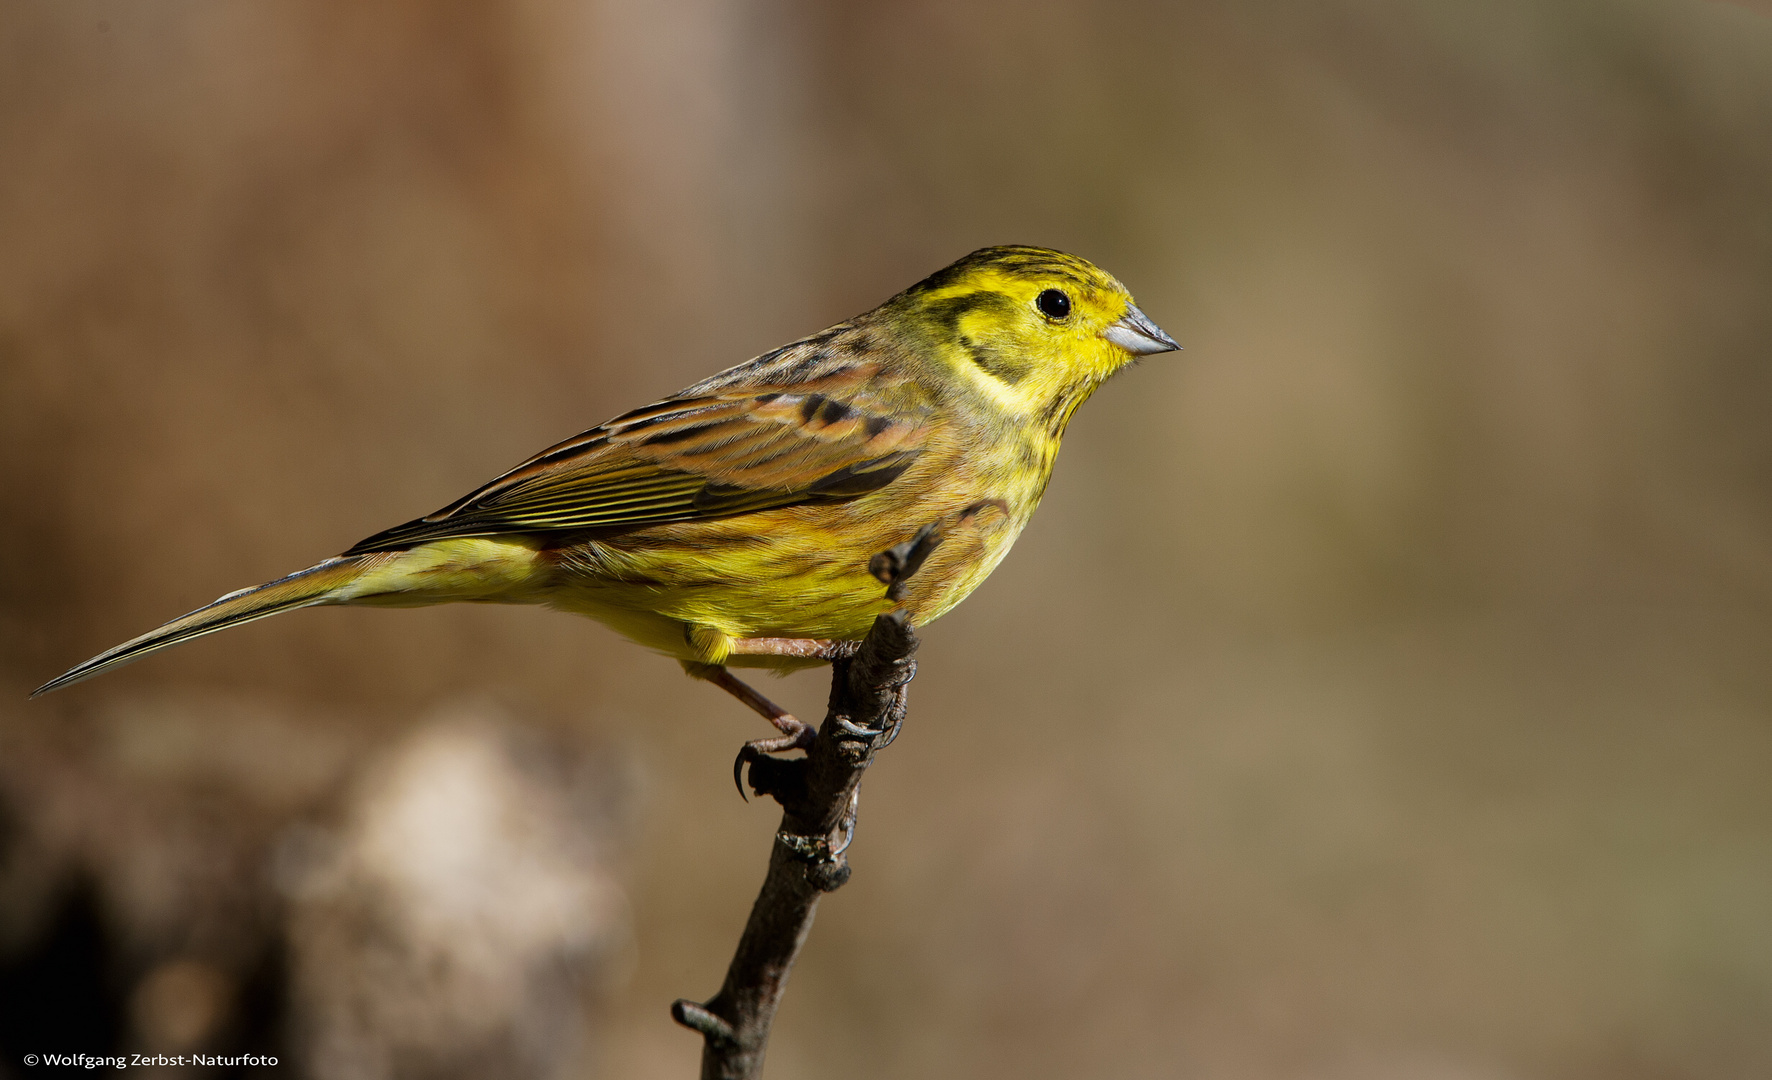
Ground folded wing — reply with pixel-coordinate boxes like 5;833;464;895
344;372;931;555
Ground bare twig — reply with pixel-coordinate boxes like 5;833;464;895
671;609;919;1079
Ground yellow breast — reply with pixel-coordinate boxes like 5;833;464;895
538;432;1047;667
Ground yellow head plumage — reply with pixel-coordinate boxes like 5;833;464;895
877;245;1178;430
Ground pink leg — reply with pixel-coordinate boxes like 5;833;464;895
726;637;846;660
694;664;812;745
688;663;818;798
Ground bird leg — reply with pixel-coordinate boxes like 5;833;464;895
692;664;812;746
699;519;945;798
725;637;848;660
686;663;817;798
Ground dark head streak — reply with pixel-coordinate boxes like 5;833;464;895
960;335;1025;384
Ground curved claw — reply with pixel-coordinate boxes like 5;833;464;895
876;714;905;749
831;790;860;857
832;715;876;739
733;746;752;801
731;726;817;802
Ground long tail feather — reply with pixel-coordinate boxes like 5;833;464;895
32;556;373;697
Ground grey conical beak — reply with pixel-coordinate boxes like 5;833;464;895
1103;304;1181;355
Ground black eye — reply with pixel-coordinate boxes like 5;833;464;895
1036;289;1071;320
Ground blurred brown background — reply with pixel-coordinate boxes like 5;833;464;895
4;1;1771;1077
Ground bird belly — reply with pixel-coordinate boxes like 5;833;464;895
541;495;1028;665
542;529;897;663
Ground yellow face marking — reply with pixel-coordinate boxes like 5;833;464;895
894;253;1142;425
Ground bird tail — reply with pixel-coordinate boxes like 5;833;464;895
32;555;377;697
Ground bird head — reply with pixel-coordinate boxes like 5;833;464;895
883;245;1178;423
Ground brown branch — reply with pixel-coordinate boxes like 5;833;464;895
670;609;919;1079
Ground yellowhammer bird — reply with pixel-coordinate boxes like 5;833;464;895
35;245;1177;754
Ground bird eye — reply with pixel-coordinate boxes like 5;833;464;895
1035;289;1071;320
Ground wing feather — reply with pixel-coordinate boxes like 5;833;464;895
343;366;932;555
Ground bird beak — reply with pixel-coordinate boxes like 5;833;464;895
1102;304;1181;355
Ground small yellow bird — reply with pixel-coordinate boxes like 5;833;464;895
35;246;1177;751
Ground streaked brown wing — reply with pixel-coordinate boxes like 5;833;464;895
343;376;931;555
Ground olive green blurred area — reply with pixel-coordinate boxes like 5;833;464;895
4;0;1772;1077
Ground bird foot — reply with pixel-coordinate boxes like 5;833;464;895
707;523;939;800
731;719;817;800
833;709;906;750
868;521;945;601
